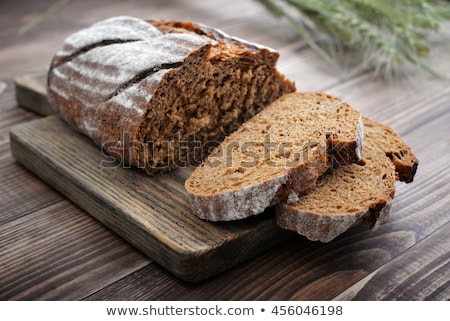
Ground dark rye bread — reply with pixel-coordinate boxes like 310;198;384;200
275;118;418;242
47;16;295;174
185;92;363;221
363;117;418;183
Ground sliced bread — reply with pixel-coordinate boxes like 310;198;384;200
363;117;418;183
275;117;418;242
47;17;295;174
185;92;363;221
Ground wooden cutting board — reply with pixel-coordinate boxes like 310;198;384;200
11;74;291;282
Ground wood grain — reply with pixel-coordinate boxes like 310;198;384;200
334;222;450;300
0;200;149;300
9;74;450;298
0;79;39;166
9;116;292;282
2;0;449;301
86;228;418;300
15;73;52;116
328;74;450;136
0;164;63;225
85;92;450;300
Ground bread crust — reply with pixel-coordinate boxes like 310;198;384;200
275;117;417;242
363;117;419;183
276;200;392;242
47;16;295;174
185;92;363;221
188;145;327;221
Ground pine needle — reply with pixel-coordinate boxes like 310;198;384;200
256;0;450;78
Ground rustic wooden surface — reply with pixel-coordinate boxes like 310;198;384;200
14;74;51;116
1;0;449;300
10;112;290;282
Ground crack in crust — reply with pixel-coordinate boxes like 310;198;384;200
105;61;183;101
52;39;140;69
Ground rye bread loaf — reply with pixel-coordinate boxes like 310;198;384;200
185;92;363;221
275;118;418;242
47;16;295;174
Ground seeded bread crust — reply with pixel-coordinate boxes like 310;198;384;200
185;92;363;221
47;16;295;174
275;118;418;242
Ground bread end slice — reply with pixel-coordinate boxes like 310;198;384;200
276;200;392;242
275;117;418;242
363;117;419;183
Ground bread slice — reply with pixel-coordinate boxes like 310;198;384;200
185;92;363;221
275;118;418;242
47;16;295;174
363;117;418;183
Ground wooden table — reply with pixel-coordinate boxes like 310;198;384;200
1;0;449;300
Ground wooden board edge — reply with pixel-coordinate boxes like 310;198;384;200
9;118;291;282
14;73;54;116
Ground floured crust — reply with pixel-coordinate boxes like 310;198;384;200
47;16;295;174
276;201;392;243
188;148;327;221
185;92;362;221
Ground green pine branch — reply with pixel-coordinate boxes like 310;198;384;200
256;0;450;78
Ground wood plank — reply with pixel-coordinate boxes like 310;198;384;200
14;73;52;116
0;79;62;224
86;110;450;300
2;0;449;302
334;222;450;300
9;77;450;297
327;74;450;137
0;163;63;225
85;228;417;300
0;200;149;300
0;78;40;165
9;116;291;282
